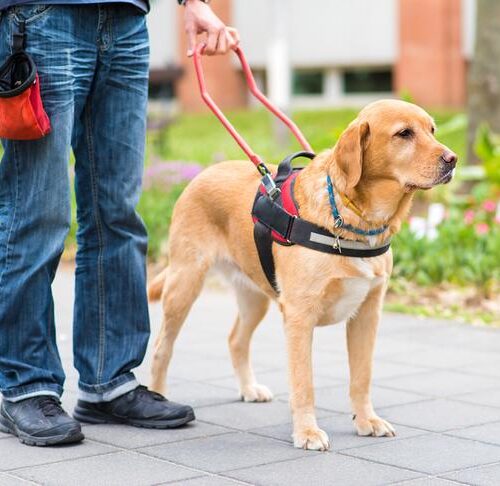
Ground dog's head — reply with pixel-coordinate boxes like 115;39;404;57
332;99;457;194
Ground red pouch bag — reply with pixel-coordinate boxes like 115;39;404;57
0;22;51;140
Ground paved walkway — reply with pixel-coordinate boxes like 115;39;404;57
2;268;500;485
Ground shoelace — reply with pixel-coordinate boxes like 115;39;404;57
37;396;64;417
132;386;166;402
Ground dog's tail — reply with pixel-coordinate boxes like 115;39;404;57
147;268;168;301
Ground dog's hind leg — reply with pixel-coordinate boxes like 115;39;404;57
228;285;272;402
150;260;209;395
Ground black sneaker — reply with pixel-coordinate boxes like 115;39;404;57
0;396;84;447
73;385;195;429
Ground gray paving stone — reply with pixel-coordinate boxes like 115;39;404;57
452;388;500;409
343;434;500;475
447;421;500;447
250;413;428;451
372;337;429;359
311;349;430;382
457;359;500;379
15;451;199;485
377;313;443;336
208;368;340;397
167;381;240;408
226;452;422;486
166;475;248;485
195;400;294;431
381;399;500;432
282;383;426;414
166;356;252;382
60;390;78;413
372;360;433;380
401;324;500;355
24;268;500;484
0;472;36;485
0;437;116;471
377;371;499;398
313;354;351;382
392;478;465;485
82;421;231;449
139;432;305;473
383;347;488;370
443;462;500;485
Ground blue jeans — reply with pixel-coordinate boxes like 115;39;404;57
0;5;150;402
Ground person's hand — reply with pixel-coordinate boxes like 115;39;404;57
183;0;240;57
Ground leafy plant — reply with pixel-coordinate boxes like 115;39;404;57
393;204;499;295
474;123;500;186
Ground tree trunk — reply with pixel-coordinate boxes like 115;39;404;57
467;0;500;163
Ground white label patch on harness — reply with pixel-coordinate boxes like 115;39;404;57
310;232;337;247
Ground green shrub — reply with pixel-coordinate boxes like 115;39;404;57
393;204;499;293
138;183;187;259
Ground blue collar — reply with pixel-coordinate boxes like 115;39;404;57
326;175;388;236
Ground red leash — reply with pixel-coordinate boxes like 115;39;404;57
192;44;313;197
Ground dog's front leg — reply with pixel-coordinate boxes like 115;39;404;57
283;308;330;451
346;282;395;437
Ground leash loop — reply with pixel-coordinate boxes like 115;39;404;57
192;44;314;197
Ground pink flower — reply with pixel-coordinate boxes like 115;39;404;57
475;222;489;235
143;161;203;190
463;210;475;225
483;200;497;213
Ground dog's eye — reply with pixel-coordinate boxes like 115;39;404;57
431;126;436;134
396;128;413;139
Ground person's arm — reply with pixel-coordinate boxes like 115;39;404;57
179;0;240;56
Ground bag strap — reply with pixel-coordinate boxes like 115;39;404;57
13;20;26;53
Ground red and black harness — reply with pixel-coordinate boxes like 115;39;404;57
192;45;391;294
251;152;391;293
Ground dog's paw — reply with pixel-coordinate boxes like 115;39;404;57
354;415;396;437
293;427;330;451
241;384;273;402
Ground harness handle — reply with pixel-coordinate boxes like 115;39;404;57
192;44;313;174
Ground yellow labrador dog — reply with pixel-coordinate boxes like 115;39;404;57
148;100;457;451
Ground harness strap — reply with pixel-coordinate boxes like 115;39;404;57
251;151;391;293
253;221;279;293
274;151;314;184
253;195;391;258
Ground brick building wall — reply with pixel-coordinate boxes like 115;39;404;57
174;0;470;111
395;0;466;107
176;0;247;112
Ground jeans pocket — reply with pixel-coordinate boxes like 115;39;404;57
11;5;54;25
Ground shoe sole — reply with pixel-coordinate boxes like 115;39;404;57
0;413;84;447
73;405;196;429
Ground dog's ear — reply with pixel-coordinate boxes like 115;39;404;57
332;121;370;191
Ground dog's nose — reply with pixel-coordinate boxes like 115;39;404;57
440;150;457;166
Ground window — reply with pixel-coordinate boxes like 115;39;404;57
292;70;324;95
149;81;174;100
148;66;182;100
343;69;392;94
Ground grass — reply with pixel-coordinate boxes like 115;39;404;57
152;107;466;166
384;301;498;326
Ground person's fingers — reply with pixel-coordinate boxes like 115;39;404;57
217;29;228;55
226;27;240;49
205;27;220;55
186;27;197;57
